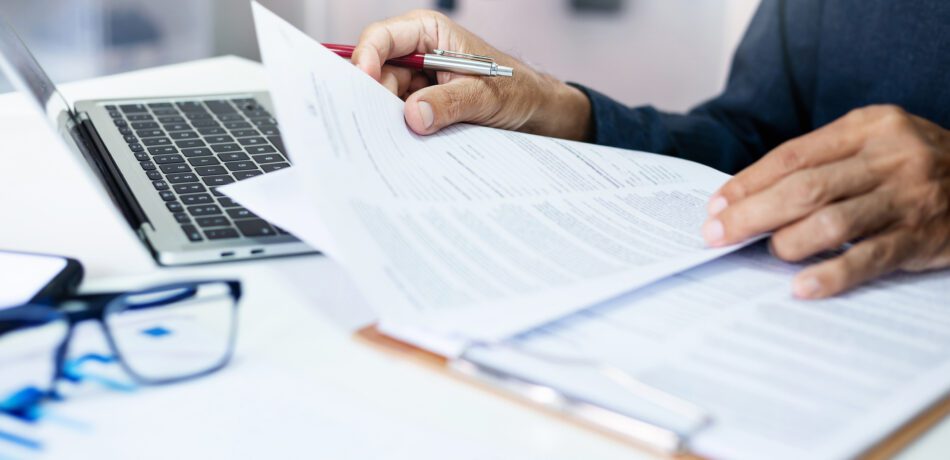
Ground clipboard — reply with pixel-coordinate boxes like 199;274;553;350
355;325;950;460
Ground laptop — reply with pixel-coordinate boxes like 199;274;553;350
0;17;314;265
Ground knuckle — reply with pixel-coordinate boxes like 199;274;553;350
768;234;800;262
793;172;826;206
817;208;850;244
777;144;804;171
901;146;936;177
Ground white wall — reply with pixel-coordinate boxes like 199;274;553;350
302;0;761;111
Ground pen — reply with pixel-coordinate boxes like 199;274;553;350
323;43;514;77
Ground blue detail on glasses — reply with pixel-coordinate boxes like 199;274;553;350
0;428;42;451
141;326;172;338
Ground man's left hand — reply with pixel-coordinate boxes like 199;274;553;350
702;105;950;299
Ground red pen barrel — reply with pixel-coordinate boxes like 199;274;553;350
322;43;425;70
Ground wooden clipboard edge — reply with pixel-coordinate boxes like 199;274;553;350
858;389;950;460
354;325;702;460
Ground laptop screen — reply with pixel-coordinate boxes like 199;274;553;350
0;16;74;127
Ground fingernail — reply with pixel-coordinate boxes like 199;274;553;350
702;219;724;245
793;276;822;299
707;195;728;216
418;101;434;129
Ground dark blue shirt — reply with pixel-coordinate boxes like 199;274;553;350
573;0;950;174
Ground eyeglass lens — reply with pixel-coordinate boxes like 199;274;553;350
0;315;67;420
104;282;236;381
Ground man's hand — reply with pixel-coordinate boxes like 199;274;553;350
703;105;950;298
352;10;592;140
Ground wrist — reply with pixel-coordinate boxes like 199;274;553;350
521;75;593;142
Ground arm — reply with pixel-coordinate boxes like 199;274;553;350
573;0;820;173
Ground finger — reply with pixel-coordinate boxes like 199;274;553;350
407;73;431;95
703;155;880;246
404;78;496;135
379;65;414;96
712;111;870;209
352;14;435;81
769;190;900;262
791;230;913;299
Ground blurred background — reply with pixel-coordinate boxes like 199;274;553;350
0;0;759;111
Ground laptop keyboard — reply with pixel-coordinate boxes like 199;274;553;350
107;98;291;243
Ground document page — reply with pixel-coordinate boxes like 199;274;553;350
464;243;950;460
231;3;747;343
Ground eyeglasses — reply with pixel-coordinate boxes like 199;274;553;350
0;280;241;422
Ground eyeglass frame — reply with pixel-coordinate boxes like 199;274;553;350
0;279;242;395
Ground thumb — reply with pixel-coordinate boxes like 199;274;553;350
404;78;495;135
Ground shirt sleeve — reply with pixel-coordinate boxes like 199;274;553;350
571;0;817;174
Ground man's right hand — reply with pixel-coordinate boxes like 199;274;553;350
352;10;592;141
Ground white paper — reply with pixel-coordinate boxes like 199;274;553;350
225;3;749;344
464;243;950;460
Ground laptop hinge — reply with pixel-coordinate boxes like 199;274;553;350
67;112;151;232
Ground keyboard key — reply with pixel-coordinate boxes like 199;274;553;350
259;126;280;136
244;110;272;119
217;197;241;207
226;208;257;220
166;201;183;212
167;173;198;184
120;104;147;113
181;225;203;242
190;120;221;128
230;129;259;138
195;165;228;176
205;100;237;114
196;216;230;227
181;193;214;206
143;137;172;146
212;143;241;153
158;190;176;201
202;175;235;187
188;205;222;216
152;180;169;191
205;135;234;144
119;127;134;136
173;183;206;194
134;153;150;162
176;101;205;112
136;129;164;138
253;118;278;127
209;187;225;197
173;212;191;224
127;114;154;122
235;219;277;237
182;147;213;157
170;131;199;140
224;161;257;172
185;112;212;120
217;114;244;122
252;153;285;164
204;228;239;240
140;161;156;171
158;116;186;124
261;162;290;173
234;171;262;181
147;102;174;109
188;156;220;167
230;97;256;106
152;108;179;117
148;146;177;155
245;145;275;155
123;135;138;144
146;170;162;181
197;127;226;136
153;154;184;164
108;110;122;119
218;152;249;162
160;163;191;174
114;119;128;127
176;139;206;148
238;137;267;146
130;121;159;130
164;123;191;132
223;121;251;130
104;104;118;111
268;136;285;153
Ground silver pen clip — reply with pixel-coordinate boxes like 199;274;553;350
431;49;495;63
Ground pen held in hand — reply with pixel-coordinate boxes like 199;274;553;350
323;43;514;77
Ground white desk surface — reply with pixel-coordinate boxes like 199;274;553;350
0;56;947;459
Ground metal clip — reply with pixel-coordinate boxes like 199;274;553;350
432;49;495;63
